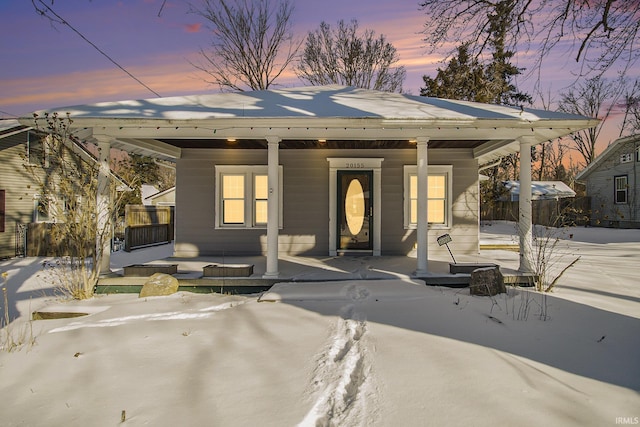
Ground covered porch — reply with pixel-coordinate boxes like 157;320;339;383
21;85;599;278
95;227;530;294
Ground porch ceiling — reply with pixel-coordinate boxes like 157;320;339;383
153;138;489;150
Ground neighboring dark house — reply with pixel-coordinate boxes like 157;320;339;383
576;134;640;228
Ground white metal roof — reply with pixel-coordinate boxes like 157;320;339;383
19;85;599;163
503;180;577;200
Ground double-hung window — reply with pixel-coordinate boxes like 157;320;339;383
403;165;453;229
216;165;282;228
614;175;628;204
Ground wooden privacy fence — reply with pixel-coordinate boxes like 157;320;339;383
124;205;174;251
25;223;94;257
481;197;591;227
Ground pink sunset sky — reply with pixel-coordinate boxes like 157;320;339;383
0;0;635;153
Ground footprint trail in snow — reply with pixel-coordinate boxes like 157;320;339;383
298;284;379;427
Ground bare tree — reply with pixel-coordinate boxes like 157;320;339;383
296;19;406;92
558;75;623;166
620;79;640;136
25;113;137;299
191;0;300;91
419;0;640;80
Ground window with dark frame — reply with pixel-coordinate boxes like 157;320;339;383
28;133;46;166
614;175;628;204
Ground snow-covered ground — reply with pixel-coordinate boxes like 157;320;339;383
0;223;638;426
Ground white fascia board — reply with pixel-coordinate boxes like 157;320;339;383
116;138;182;159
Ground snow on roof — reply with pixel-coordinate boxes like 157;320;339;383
0;118;30;136
29;85;593;123
144;186;175;201
503;180;576;200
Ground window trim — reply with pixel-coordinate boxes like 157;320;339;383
403;165;453;230
620;153;632;164
215;165;283;229
614;175;628;205
27;132;48;167
33;194;52;223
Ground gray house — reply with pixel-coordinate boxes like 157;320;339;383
576;134;640;228
0;119;130;259
0;120;49;259
20;85;598;275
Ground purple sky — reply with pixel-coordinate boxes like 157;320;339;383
0;0;635;149
0;1;432;115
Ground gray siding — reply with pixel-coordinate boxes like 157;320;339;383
174;148;479;257
585;140;640;227
0;131;40;258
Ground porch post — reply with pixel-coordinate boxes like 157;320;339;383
264;136;280;278
416;137;430;275
93;134;113;276
518;136;537;273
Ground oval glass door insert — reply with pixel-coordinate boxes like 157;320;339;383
345;178;365;235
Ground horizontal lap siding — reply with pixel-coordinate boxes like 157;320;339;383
446;150;480;255
379;151;412;254
584;140;639;226
280;150;329;254
0;132;39;259
174;150;267;257
174;148;479;257
380;149;479;255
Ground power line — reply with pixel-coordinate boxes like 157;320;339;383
0;110;19;118
34;0;162;98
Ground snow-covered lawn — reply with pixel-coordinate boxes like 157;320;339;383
1;224;639;426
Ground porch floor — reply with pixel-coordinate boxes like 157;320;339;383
97;238;530;295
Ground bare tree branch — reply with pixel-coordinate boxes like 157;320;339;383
296;19;406;92
558;75;624;166
191;0;301;91
419;0;640;80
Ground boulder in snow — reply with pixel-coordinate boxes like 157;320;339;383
139;273;179;298
469;266;505;296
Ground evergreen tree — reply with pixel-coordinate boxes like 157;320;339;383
420;44;488;101
421;1;531;106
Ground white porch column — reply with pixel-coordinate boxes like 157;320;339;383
263;136;281;278
518;136;537;273
93;134;113;276
416;137;430;275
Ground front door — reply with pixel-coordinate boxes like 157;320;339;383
337;171;373;252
